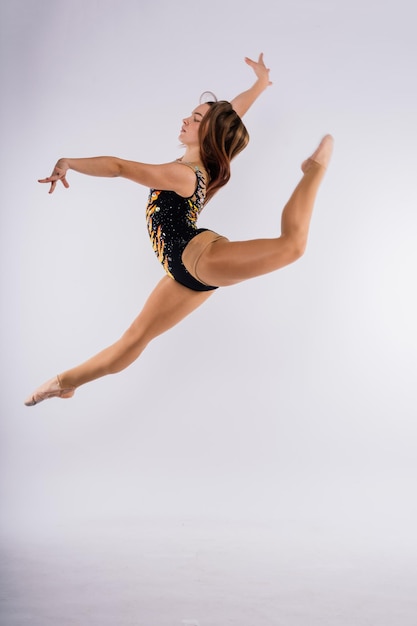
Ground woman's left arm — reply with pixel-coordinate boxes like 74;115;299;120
230;53;272;118
38;157;197;196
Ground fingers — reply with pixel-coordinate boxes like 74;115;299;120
245;52;265;65
38;171;69;194
38;176;57;194
245;53;269;71
244;56;256;67
257;52;270;72
244;53;272;85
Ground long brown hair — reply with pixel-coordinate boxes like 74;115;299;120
198;101;249;202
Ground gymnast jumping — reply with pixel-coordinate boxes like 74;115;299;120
25;53;333;406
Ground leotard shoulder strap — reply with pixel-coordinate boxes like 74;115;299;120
176;159;209;181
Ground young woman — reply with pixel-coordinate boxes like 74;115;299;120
24;54;333;406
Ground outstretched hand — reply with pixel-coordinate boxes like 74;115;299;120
38;159;70;194
244;53;272;88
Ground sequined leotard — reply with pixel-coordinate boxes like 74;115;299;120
146;164;218;292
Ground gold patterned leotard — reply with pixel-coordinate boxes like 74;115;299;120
146;164;218;292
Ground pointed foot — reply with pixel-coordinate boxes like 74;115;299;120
301;134;334;173
24;376;75;407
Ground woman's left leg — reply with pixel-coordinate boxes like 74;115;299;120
24;276;213;405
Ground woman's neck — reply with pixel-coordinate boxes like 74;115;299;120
181;147;201;164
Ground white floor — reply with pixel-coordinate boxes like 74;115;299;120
1;516;416;626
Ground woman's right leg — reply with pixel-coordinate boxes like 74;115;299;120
24;276;214;405
187;135;334;287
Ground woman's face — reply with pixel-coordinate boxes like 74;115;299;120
178;103;210;146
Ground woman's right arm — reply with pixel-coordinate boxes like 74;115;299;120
230;53;272;118
39;157;198;196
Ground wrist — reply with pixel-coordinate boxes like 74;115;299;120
57;158;70;170
254;77;270;92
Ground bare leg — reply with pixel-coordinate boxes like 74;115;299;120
193;135;334;287
24;277;213;405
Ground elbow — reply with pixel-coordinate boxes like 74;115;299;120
112;158;122;177
293;238;308;260
282;234;308;264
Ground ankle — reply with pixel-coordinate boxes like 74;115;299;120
57;373;75;390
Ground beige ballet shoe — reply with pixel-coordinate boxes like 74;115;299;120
24;375;75;406
302;134;334;173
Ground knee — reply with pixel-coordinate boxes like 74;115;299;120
121;321;149;351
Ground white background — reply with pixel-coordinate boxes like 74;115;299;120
1;1;416;624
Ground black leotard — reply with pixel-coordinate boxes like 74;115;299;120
146;165;218;292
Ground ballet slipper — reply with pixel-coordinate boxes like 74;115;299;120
24;375;75;407
302;134;334;173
